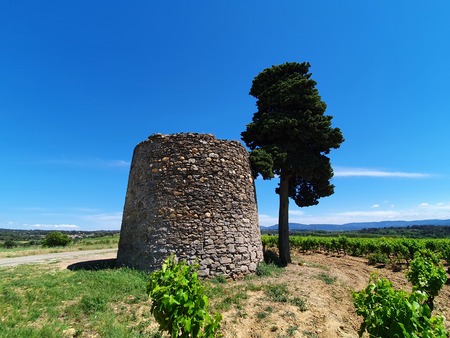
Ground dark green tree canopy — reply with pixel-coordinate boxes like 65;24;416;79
242;61;344;265
43;231;71;247
242;62;344;208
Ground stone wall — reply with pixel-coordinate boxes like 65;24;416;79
116;133;263;278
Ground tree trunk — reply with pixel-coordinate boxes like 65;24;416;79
278;174;291;266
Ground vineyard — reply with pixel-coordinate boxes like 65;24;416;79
262;235;450;269
1;233;449;336
260;234;450;336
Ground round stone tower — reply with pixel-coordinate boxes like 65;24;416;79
116;133;263;278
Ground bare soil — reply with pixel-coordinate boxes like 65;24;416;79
214;251;450;338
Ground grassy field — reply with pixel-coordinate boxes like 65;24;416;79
0;264;156;338
1;250;449;338
0;259;286;338
0;235;119;259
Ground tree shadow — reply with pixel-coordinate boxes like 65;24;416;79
67;258;117;271
263;249;282;266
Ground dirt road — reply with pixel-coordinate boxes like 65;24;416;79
0;249;117;268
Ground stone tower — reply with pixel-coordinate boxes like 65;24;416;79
116;133;263;278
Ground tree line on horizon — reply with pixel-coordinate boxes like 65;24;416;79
0;229;120;246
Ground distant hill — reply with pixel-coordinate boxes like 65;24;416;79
261;219;450;232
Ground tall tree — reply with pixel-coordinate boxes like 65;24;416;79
242;62;344;266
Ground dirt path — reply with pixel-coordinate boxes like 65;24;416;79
0;249;117;268
216;252;450;338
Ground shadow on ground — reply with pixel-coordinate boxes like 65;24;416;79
263;249;282;266
67;258;117;271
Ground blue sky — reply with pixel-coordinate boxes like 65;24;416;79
2;1;450;230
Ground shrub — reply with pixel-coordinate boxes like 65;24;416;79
406;249;447;310
42;232;71;247
367;251;388;265
353;274;447;337
338;236;349;255
441;243;450;266
147;255;222;338
3;239;18;249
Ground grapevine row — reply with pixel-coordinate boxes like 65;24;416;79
261;235;450;267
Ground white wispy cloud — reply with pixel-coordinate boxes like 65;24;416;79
47;158;130;168
29;224;80;230
261;201;450;226
103;160;130;167
337;210;399;218
82;212;123;230
2;207;123;231
417;202;450;212
258;214;279;227
334;167;431;178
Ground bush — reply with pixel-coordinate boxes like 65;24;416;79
147;255;222;338
367;251;388;265
353;274;447;337
406;249;447;310
42;232;71;247
3;239;18;249
441;243;450;266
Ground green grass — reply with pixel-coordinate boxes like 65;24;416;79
265;283;289;303
315;272;336;285
255;262;284;277
0;253;310;337
290;296;308;312
0;264;153;338
208;284;249;312
286;325;298;336
74;235;120;246
302;261;329;271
